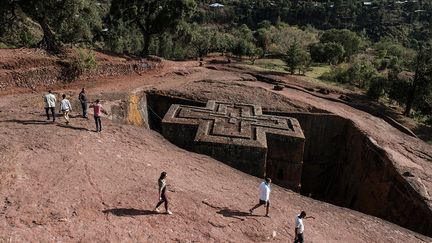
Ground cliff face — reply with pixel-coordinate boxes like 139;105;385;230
280;112;432;236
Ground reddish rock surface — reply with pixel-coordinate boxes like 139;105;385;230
0;49;431;242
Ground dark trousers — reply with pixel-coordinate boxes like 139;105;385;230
45;107;55;121
155;192;168;211
94;116;102;132
294;233;304;243
81;101;87;118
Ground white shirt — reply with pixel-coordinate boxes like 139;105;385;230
60;99;72;111
44;93;56;108
259;182;271;201
295;215;304;234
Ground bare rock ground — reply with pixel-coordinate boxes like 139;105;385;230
0;96;430;242
0;52;431;242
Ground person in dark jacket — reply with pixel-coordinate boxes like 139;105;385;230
78;88;88;118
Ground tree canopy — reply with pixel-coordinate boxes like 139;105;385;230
109;0;196;56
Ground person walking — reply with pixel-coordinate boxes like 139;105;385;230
78;88;88;118
89;99;105;132
249;178;271;217
43;90;56;122
60;94;72;124
154;172;172;215
294;211;307;243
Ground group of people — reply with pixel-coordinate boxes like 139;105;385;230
43;88;105;132
45;88;309;241
154;174;311;243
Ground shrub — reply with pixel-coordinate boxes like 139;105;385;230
0;42;10;48
367;76;388;100
62;48;98;82
74;48;97;72
321;64;351;83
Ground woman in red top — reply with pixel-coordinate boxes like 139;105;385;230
89;99;104;132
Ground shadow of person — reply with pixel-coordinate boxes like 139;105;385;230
2;119;52;125
69;114;85;119
102;208;159;217
57;124;89;131
216;208;259;221
38;114;62;118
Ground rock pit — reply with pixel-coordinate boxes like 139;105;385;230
113;90;432;237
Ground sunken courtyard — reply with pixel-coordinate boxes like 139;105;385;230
112;89;432;238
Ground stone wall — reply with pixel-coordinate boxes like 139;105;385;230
266;133;305;190
145;91;205;131
160;101;305;190
0;61;156;91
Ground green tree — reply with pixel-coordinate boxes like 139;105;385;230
284;40;310;75
1;0;104;54
404;46;432;116
267;23;318;55
231;25;255;59
255;28;270;56
232;40;255;59
109;0;196;56
373;38;415;70
249;46;263;65
190;25;212;58
346;55;378;88
323;43;345;65
367;76;388;101
210;32;235;55
310;42;345;64
320;29;362;60
388;70;411;107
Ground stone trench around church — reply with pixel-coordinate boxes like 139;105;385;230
109;90;432;237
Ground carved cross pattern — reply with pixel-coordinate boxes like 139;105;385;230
162;100;303;148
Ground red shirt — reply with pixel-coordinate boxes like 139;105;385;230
93;103;103;117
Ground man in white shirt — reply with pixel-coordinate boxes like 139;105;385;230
249;178;271;217
43;90;57;122
60;94;72;124
294;211;306;243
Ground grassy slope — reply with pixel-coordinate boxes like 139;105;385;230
240;58;354;92
239;58;432;144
